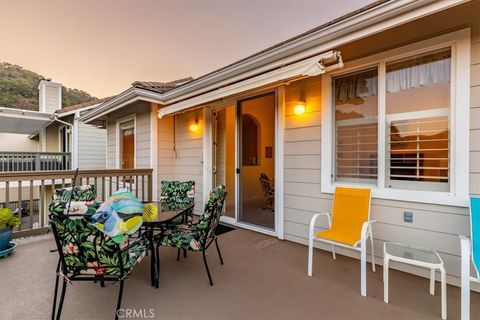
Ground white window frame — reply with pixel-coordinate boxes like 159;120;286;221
321;29;470;207
115;114;136;169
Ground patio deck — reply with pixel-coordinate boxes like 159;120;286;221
2;228;479;320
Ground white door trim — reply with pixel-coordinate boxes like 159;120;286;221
115;113;136;169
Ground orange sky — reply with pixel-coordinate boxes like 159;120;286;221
0;0;373;98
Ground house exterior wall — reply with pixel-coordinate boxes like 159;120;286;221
0;133;39;152
77;122;106;170
282;4;479;289
44;122;60;152
101;1;479;288
156;110;205;214
106;101;151;169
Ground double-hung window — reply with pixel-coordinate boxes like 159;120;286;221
322;29;470;206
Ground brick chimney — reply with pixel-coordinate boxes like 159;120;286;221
38;79;62;113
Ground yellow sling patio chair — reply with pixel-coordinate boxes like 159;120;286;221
307;187;376;297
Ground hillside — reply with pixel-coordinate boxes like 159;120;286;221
0;62;96;111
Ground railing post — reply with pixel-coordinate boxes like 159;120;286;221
148;172;153;202
2;168;154;237
35;153;41;171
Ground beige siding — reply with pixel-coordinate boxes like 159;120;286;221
45;123;60;152
0;134;38;152
283;73;474;287
77;122;106;170
155;109;204;213
157;116;175;183
470;10;480;197
105;101;151;169
282;7;480;289
45;86;59;113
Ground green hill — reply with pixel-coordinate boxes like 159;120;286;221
0;62;96;111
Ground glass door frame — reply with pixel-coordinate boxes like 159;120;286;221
208;89;281;237
237;91;276;231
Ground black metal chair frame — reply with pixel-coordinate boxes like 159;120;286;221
49;220;152;320
156;195;226;287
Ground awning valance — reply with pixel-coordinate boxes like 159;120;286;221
158;50;343;118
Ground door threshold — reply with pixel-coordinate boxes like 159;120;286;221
220;216;277;237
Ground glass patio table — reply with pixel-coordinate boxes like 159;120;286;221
383;242;447;320
141;200;195;288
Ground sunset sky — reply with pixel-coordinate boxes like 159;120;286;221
0;0;374;98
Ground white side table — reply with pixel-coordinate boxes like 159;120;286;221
383;242;447;320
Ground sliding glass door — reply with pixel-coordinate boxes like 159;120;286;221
238;93;275;229
212;92;276;231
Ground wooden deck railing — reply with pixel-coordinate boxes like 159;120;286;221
0;152;72;172
0;169;153;237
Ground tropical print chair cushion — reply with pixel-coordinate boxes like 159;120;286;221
158;185;226;251
160;180;195;224
90;188;144;244
160;180;195;203
54;185;96;202
49;199;148;278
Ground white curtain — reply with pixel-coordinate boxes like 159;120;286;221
386;51;451;93
335;70;378;102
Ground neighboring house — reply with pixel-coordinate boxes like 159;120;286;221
82;0;479;289
0;79;108;171
0;80;108;219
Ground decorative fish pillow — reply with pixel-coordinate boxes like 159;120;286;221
90;188;144;244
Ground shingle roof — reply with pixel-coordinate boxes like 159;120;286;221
132;77;194;93
57;96;114;114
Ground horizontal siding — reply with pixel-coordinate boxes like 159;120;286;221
282;51;476;289
0;134;38;152
157;116;175;183
172;110;204;214
470;25;480;198
77;122;106;170
45;86;59;113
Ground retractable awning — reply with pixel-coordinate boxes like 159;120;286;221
158;50;342;118
0;108;52;135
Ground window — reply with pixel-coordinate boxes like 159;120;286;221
321;29;470;205
334;68;378;183
386;49;451;191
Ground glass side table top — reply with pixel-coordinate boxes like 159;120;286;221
384;242;442;265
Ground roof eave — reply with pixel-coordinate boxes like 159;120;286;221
81;87;166;122
83;0;469;122
160;0;466;102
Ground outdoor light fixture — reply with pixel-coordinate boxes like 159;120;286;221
189;121;199;132
294;101;306;115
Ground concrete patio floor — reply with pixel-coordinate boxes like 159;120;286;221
1;227;479;320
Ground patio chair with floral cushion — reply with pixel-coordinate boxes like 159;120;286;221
159;180;196;260
157;185;227;286
160;180;195;223
49;185;150;320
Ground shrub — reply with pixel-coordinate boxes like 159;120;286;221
0;208;21;229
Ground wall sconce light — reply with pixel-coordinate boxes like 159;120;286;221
293;101;306;116
189;121;199;132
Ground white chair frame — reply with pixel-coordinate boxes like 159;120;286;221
307;211;376;297
459;235;480;320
